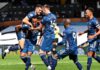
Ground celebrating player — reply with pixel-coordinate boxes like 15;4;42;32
54;19;83;70
80;7;100;70
16;4;42;70
33;4;57;70
40;5;57;70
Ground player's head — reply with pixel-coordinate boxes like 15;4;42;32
35;4;42;15
85;7;94;19
64;19;71;28
32;17;38;23
42;4;50;15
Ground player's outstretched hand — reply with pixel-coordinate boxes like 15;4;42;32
88;35;95;39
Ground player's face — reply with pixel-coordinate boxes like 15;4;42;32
36;7;42;15
85;10;91;18
42;7;46;14
32;18;38;23
64;23;69;28
42;7;48;15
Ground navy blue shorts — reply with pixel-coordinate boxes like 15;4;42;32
57;48;78;60
40;34;55;51
21;39;35;53
88;40;97;52
17;31;25;40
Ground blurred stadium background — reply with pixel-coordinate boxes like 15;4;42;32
0;0;100;70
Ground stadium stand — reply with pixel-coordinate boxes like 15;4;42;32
0;0;100;30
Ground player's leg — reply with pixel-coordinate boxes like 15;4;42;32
9;44;19;51
20;40;31;70
95;41;100;52
47;51;52;66
87;41;98;70
39;35;52;69
51;48;69;70
20;52;27;64
20;51;28;70
51;57;57;70
19;38;25;49
48;52;57;70
52;38;58;55
57;48;69;59
16;24;25;49
87;51;93;70
92;52;100;63
39;49;50;67
70;54;83;70
27;40;36;70
21;50;33;70
47;51;57;70
48;39;58;70
89;40;100;63
16;28;25;49
47;36;58;70
2;44;19;59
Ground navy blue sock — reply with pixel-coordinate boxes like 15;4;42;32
87;57;92;70
94;56;100;63
51;58;57;70
9;45;19;51
26;56;31;70
48;55;52;65
40;54;49;66
20;56;27;63
75;61;82;70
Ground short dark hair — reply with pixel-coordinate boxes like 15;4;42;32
64;19;71;25
87;7;94;13
43;4;50;10
36;4;42;8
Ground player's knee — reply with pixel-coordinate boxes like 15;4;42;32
87;51;93;57
20;52;27;57
20;56;26;59
47;51;52;55
39;49;46;55
53;42;57;46
28;52;32;56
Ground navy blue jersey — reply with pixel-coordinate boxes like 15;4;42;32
88;17;100;35
41;13;57;36
61;26;77;50
21;23;40;45
26;11;36;20
40;13;56;51
24;23;39;44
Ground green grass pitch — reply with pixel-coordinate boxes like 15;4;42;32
0;53;100;70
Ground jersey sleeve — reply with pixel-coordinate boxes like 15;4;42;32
93;20;100;29
26;12;35;19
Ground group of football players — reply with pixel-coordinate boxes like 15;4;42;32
2;4;100;70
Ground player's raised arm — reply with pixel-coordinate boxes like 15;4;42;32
22;4;42;27
22;16;32;27
79;30;89;35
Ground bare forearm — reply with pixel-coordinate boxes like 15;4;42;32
94;30;100;37
33;27;41;30
22;18;32;26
